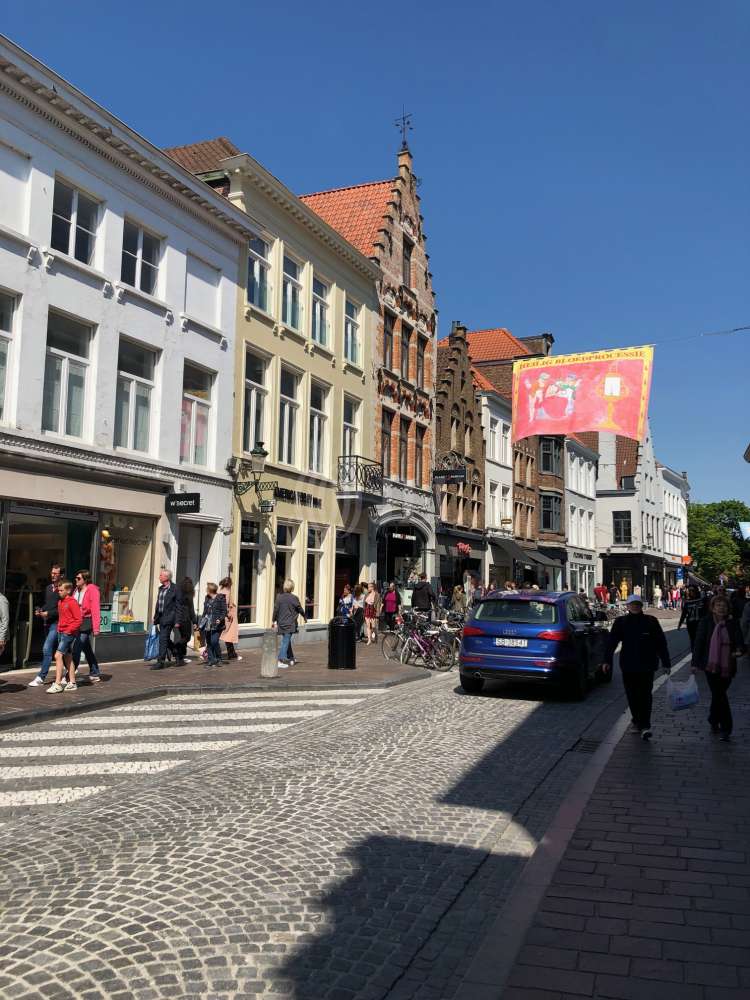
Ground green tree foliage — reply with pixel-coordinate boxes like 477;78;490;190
688;500;750;582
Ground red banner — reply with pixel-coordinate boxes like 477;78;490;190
511;346;653;442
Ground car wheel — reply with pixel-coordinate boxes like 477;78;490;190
569;660;589;700
460;674;484;694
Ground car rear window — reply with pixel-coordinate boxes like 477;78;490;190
474;599;558;625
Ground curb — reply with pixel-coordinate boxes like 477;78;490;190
452;650;692;1000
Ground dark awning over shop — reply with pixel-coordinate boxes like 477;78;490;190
530;549;563;569
490;538;536;568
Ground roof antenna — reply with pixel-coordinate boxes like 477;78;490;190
394;107;413;150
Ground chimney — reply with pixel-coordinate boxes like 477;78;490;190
597;432;618;491
398;146;413;177
450;320;467;342
518;332;554;357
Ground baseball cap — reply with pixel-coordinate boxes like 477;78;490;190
626;594;644;605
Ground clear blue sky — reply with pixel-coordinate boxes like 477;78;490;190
5;1;749;503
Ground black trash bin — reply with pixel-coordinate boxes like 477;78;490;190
328;616;356;670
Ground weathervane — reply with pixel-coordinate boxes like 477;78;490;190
394;108;413;149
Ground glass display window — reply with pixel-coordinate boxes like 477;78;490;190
97;513;154;631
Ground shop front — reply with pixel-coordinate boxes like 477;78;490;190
376;521;427;590
487;537;537;589
436;529;487;594
601;552;665;603
567;548;597;597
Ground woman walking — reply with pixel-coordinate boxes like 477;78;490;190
174;577;196;665
219;576;241;662
200;583;227;668
451;585;467;614
692;594;745;741
381;582;401;632
338;583;354;618
352;584;366;642
73;570;101;682
272;580;306;668
364;582;379;644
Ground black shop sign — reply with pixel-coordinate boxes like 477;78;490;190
432;468;467;485
165;492;201;514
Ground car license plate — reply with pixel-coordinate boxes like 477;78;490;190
495;638;528;648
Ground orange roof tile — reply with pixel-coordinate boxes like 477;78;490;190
300;180;394;257
164;137;240;174
616;436;639;480
471;366;497;393
465;327;531;362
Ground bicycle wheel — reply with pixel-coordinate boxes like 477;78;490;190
401;637;424;667
431;640;454;672
381;631;402;661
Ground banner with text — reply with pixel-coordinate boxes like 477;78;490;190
511;346;654;443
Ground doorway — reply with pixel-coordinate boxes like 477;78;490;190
176;524;215;602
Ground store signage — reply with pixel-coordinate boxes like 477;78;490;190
259;500;275;515
273;488;322;509
571;551;594;561
456;542;472;555
165;492;200;513
392;532;417;541
432;467;466;485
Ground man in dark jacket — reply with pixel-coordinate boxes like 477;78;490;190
28;563;63;686
272;580;306;667
603;594;671;741
151;569;179;670
411;573;437;614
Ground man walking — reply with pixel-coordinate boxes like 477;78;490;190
603;593;671;741
151;569;179;670
28;563;63;687
411;573;437;616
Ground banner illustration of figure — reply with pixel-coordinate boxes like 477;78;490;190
512;346;654;442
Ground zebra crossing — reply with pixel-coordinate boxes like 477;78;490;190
0;687;388;823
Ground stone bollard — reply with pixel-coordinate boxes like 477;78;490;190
259;628;279;679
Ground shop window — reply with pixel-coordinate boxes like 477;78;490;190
381;409;393;478
238;519;260;625
278;366;299;465
309;380;328;475
613;510;632;545
344;299;360;366
282;254;301;329
540;493;561;532
400;324;411;380
42;311;91;438
399;418;410;482
305;526;326;620
275;521;298;595
97;514;154;629
311;276;329;346
121;219;160;296
243;350;267;453
114;339;155;453
383;311;395;371
0;290;14;423
248;236;270;312
415;425;425;488
180;362;212;466
342;396;359;457
51;178;98;265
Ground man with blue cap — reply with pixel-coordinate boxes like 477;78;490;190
602;593;671;741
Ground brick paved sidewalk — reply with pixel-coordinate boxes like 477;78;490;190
504;661;750;1000
0;638;428;729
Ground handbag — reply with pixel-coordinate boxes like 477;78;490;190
80;614;93;635
198;614;210;631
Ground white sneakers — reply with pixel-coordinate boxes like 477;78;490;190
27;676;45;687
46;680;78;694
277;660;289;669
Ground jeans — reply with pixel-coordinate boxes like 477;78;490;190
206;628;222;664
157;622;175;664
279;632;294;663
706;672;733;734
622;670;655;730
39;623;58;680
73;632;100;676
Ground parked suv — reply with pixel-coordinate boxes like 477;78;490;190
459;590;610;699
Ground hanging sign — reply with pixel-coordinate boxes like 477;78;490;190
432;468;466;485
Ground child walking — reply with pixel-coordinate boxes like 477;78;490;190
47;580;82;693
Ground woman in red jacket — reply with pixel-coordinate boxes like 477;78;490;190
73;570;102;682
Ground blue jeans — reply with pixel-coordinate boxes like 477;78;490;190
206;628;222;664
73;633;100;676
279;632;294;663
39;623;58;680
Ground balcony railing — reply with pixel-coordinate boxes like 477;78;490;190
337;455;383;501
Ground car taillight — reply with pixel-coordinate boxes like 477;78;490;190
537;629;571;641
462;625;486;637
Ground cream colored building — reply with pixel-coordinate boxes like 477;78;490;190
167;141;382;642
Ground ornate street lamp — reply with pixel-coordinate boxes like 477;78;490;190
233;441;277;513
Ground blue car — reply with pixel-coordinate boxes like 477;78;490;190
459;590;610;699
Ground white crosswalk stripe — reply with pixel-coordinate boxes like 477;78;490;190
0;687;387;820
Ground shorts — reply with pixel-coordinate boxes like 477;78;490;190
57;632;78;655
364;605;376;620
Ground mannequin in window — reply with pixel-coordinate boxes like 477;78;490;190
99;530;116;601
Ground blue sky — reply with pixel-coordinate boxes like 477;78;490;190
5;1;749;503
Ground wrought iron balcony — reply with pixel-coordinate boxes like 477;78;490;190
337;455;384;503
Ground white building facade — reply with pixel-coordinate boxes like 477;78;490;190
0;37;254;667
565;437;598;598
659;465;690;590
475;381;514;585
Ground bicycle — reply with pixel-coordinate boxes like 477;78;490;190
399;615;455;671
380;609;423;661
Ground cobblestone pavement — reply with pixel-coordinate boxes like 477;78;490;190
0;629;688;999
505;654;750;1000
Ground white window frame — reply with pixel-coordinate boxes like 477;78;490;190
121;219;161;296
50;178;99;265
344;299;360;366
342;395;359;457
311;275;329;347
278;367;299;465
501;485;511;523
501;423;511;466
488;418;498;461
282;254;302;330
243;350;267;453
42;315;91;440
180;364;212;467
308;380;328;475
488;482;498;526
114;340;155;453
275;520;299;594
247;236;271;312
0;290;14;424
238;519;261;626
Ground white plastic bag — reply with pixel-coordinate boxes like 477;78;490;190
667;674;699;711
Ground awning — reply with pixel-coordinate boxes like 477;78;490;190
530;549;564;569
489;538;536;567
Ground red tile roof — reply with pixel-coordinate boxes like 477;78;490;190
299;180;395;257
471;366;497;393
616;436;639;480
164;137;240;174
465;327;531;362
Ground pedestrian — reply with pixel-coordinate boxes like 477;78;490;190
451;585;467;614
199;583;227;668
173;577;196;665
692;594;745;741
47;580;82;693
468;575;484;606
150;569;179;671
28;563;63;687
504;580;517;592
653;583;663;609
594;581;609;605
72;570;101;683
381;582;401;631
272;579;306;668
0;587;9;660
352;584;366;641
219;576;241;662
411;572;437;616
678;585;708;650
364;582;379;644
602;593;671;741
338;584;354;618
608;582;619;606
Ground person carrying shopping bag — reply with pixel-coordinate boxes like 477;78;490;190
692;594;745;741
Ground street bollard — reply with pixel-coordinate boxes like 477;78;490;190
260;628;279;678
